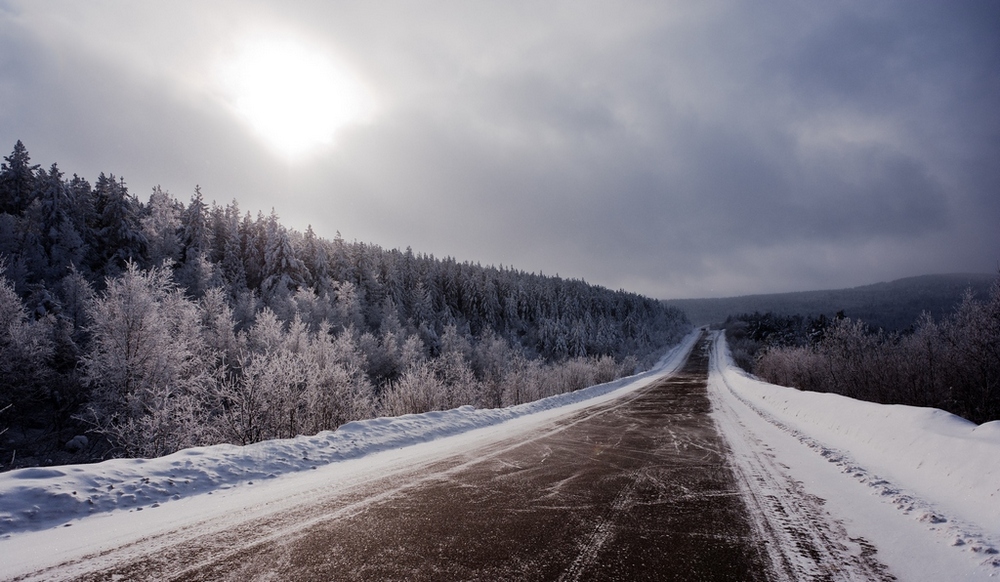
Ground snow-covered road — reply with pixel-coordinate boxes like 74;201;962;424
1;331;997;580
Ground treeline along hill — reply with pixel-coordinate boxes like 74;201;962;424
0;141;690;466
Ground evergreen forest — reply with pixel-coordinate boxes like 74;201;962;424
0;141;690;467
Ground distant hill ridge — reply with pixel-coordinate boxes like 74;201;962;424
664;273;996;330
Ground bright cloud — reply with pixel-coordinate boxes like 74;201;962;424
216;35;375;161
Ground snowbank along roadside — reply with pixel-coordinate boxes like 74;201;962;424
711;332;1000;569
0;331;701;537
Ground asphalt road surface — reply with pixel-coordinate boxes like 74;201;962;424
186;336;768;581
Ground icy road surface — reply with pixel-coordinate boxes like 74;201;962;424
2;332;998;580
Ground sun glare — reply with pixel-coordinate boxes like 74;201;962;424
218;37;373;160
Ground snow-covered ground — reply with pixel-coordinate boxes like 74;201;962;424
1;329;998;580
708;331;1000;580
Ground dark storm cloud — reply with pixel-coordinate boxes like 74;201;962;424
1;0;997;298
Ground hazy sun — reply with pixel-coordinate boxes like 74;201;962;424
218;36;373;160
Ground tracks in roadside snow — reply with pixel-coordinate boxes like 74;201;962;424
710;331;1000;578
707;332;897;582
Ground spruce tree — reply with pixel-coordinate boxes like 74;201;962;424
91;174;147;278
0;140;40;216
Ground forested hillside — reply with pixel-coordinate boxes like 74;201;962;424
0;141;689;467
666;273;995;330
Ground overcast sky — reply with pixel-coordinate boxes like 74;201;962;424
1;1;997;299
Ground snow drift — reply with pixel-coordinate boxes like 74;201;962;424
713;335;1000;537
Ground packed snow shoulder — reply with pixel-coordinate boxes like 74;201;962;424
710;332;1000;575
714;337;1000;536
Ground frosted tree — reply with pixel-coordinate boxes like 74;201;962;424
260;212;306;312
57;265;94;340
751;277;1000;423
140;186;182;267
33;163;85;274
896;312;947;407
80;262;214;457
470;331;514;407
409;280;435;327
175;188;223;296
435;325;477;407
180;187;210;263
300;322;375;432
91;174;147;278
299;224;328;290
199;286;242;367
942;285;1000;422
0;140;39;216
500;352;543;406
245;307;285;353
292;287;334;330
240;211;265;291
381;361;445;416
755;345;825;393
218;201;247;295
217;310;309;442
332;280;365;331
356;328;399;384
0;267;54;424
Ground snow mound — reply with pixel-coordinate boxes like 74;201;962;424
714;335;1000;542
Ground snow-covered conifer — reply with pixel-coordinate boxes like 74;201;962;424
91;174;147;278
141;186;182;268
0;140;39;216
